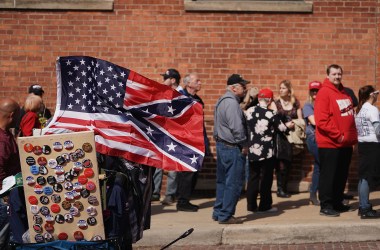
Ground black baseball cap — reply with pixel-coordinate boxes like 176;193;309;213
227;74;250;85
28;84;45;96
161;69;181;82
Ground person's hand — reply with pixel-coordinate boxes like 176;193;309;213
285;121;295;130
242;147;248;156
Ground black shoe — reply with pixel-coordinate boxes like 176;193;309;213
361;209;380;219
334;204;355;213
276;190;291;198
151;194;160;201
343;193;354;200
177;202;198;212
320;208;340;217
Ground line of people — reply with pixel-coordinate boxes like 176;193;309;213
212;64;380;224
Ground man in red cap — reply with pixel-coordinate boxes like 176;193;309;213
244;88;292;214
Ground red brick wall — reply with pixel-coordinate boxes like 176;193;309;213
1;0;377;191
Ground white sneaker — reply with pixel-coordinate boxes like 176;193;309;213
256;207;278;214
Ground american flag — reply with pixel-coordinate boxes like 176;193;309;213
44;56;205;171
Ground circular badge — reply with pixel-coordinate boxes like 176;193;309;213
73;201;84;211
86;181;96;191
26;176;36;186
86;206;97;216
73;191;81;199
70;169;79;177
44;223;54;232
44;232;54;242
35;234;45;243
53;142;63;152
26;156;36;166
64;213;74;223
37;176;46;185
77;219;87;230
34;184;43;194
47;176;56;185
55;166;65;175
82;143;93;153
47;159;57;169
30;165;40;175
40;195;50;205
30;205;39;215
45;214;54;223
80;189;90;198
56;156;66;165
43;186;54;196
42;145;51;155
40;206;50;216
51;204;60;213
55;174;65;183
62;200;72;210
28;196;38;205
53;183;63;193
78;175;88;185
73;182;83;192
64;140;74;150
33;215;43;224
58;232;68;241
64;192;74;202
69;152;78;162
51;194;61;203
87;216;97;226
33;146;43;155
33;224;43;233
73;162;83;172
88;196;99;206
55;214;64;224
69;206;79;216
64;181;73;191
39;165;48;175
61;153;70;162
64;172;74;182
74;231;84;241
37;156;47;166
75;148;85;158
24;143;34;153
91;235;103;241
84;168;94;178
82;159;92;168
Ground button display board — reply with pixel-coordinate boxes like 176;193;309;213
17;131;105;243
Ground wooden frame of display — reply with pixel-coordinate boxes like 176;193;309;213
17;131;105;243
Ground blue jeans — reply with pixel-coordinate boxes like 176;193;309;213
358;179;371;210
213;142;245;222
306;133;320;194
0;198;9;249
153;169;177;197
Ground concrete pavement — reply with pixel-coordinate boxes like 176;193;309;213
134;191;380;248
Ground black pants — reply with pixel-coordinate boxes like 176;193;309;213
246;158;275;212
177;172;198;203
318;147;352;210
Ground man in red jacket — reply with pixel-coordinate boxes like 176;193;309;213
314;64;358;217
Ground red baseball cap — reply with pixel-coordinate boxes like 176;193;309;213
309;81;322;90
258;88;273;99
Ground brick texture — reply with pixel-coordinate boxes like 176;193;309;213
1;0;377;191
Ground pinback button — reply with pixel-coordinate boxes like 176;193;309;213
69;152;78;162
58;232;68;241
62;200;71;210
73;201;84;211
74;231;84;241
51;194;61;203
55;174;65;183
73;191;81;199
84;168;94;178
78;175;88;185
30;205;39;214
64;213;73;223
37;156;47;166
55;214;64;224
33;224;43;233
42;145;51;155
40;195;50;205
73;182;83;191
87;216;97;226
91;235;102;241
73;162;83;172
61;153;70;162
44;223;54;232
64;172;74;182
64;140;74;150
44;232;54;242
28;196;38;205
64;192;74;202
80;189;90;198
77;219;87;230
56;156;66;165
82;143;92;153
69;206;79;216
26;156;36;166
33;215;43;224
55;166;65;175
26;176;36;186
40;206;50;216
64;181;73;191
86;181;96;191
53;142;63;152
53;183;63;192
48;159;57;169
34;184;43;194
33;146;43;155
43;186;53;196
70;169;79;177
24;143;34;153
75;148;85;158
45;214;54;223
82;159;92;168
37;176;46;185
88;196;99;206
47;176;56;185
39;166;48;175
30;165;39;175
51;204;60;213
86;206;97;216
35;234;45;243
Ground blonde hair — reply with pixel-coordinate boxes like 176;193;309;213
24;94;42;112
279;79;296;105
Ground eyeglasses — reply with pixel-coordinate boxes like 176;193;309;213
371;90;379;95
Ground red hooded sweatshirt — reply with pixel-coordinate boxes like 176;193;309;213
314;78;358;148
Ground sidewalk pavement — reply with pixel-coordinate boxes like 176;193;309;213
135;191;380;248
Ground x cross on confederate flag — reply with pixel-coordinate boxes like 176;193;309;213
44;56;205;171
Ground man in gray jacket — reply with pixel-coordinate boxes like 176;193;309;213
212;74;249;224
